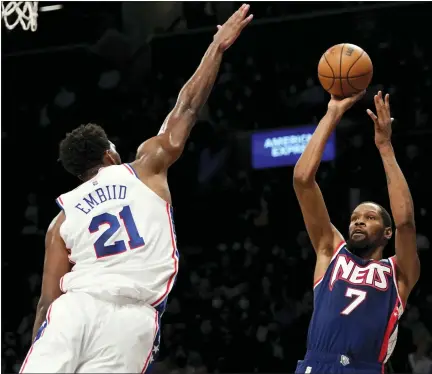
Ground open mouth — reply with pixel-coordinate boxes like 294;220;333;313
352;230;366;238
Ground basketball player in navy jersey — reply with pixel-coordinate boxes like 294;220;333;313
293;91;420;374
20;5;253;373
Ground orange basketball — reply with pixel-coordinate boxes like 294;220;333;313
318;43;373;98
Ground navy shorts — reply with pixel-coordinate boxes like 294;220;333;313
295;351;383;374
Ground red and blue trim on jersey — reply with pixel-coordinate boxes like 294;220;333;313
150;202;179;315
313;240;346;290
378;299;400;364
378;256;405;365
140;310;161;374
388;256;405;312
123;163;139;178
20;304;53;373
56;196;65;210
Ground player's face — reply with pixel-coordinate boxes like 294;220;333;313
348;203;386;255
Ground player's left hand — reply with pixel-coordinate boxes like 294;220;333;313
213;4;253;52
367;91;395;148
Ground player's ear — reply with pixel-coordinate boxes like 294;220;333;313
103;149;117;166
384;227;392;241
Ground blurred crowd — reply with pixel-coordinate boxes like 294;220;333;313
2;2;432;374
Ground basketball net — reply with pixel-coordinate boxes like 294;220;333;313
1;1;38;31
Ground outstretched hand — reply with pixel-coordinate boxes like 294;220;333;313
214;4;253;52
367;91;394;148
327;90;366;116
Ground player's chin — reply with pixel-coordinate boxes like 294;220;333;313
350;236;367;243
347;236;369;249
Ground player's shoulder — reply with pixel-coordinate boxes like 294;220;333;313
47;211;66;233
380;255;397;268
136;135;165;160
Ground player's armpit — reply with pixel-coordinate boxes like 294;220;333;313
293;179;343;258
33;212;71;340
394;224;420;298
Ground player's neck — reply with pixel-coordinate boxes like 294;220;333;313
80;166;105;182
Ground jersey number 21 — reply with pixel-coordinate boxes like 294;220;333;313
89;205;145;258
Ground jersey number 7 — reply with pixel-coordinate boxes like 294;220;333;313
89;205;145;258
341;287;367;315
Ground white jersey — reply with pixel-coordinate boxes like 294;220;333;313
56;164;179;310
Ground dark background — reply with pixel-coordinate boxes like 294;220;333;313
2;1;432;373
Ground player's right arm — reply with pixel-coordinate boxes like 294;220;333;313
293;92;365;280
131;4;253;176
32;212;71;341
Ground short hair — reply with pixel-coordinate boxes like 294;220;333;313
59;123;110;178
362;201;393;229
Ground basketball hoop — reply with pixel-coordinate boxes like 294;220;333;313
1;1;38;31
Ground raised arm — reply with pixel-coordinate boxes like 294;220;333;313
367;91;420;300
293;92;364;280
131;4;253;175
32;212;71;341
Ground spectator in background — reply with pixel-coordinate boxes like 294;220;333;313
22;193;43;236
404;306;431;347
409;338;432;374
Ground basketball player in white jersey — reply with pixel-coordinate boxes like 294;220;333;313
20;5;253;373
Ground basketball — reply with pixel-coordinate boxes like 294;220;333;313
318;43;373;98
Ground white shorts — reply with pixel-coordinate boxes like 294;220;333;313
20;292;161;373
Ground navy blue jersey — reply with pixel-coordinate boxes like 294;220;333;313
307;241;404;365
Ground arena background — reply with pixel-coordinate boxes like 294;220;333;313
2;1;432;373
